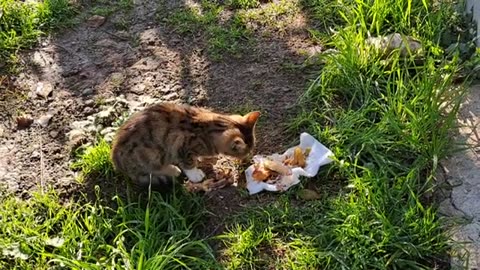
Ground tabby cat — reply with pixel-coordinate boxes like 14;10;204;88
111;102;260;191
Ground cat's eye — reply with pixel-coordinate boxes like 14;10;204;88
231;138;243;151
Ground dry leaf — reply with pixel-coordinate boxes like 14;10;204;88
16;115;33;129
298;189;321;201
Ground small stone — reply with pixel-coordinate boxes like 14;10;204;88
139;28;161;46
46;237;65;248
86;116;96;125
95;38;116;48
127;100;141;110
96;107;113;119
115;31;130;39
94;38;123;51
101;127;118;142
52;153;63;160
131;83;146;94
83;107;94;115
170;37;181;44
138;95;159;105
87;15;106;28
447;177;463;187
68;129;85;142
366;33;422;57
58;177;74;187
50;130;59;138
36;113;53;128
82;88;94;96
116;94;127;102
110;72;125;86
100;127;117;136
62;68;80;77
16;115;34;129
70;120;92;131
131;56;165;70
163;92;179;101
84;99;95;106
104;97;115;104
438;198;464;217
306;45;323;57
0;126;4;137
1;243;28;260
31;151;41;159
35;81;54;98
67;129;87;151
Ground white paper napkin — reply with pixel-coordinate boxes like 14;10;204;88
245;132;334;195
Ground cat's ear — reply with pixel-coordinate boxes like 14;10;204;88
244;111;260;127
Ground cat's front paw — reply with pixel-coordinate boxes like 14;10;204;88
184;168;205;183
170;165;182;177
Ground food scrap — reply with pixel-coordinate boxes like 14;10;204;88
252;159;291;181
284;146;311;167
252;147;311;182
185;177;232;193
184;155;239;193
245;132;334;195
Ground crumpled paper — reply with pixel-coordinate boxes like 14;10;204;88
245;132;334;195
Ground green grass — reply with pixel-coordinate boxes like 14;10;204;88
300;0;347;32
226;0;262;9
91;6;116;17
90;0;134;17
70;139;116;182
217;0;475;269
158;0;301;60
0;0;137;70
1;138;218;269
0;0;77;69
0;186;217;270
235;0;300;31
159;1;251;60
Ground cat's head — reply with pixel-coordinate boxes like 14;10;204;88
215;111;261;159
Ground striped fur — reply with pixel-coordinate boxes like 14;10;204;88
111;102;260;191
